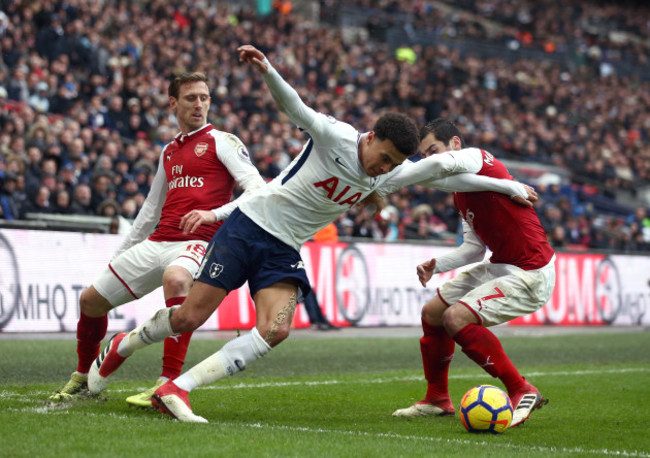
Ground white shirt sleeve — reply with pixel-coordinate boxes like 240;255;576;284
425;173;528;198
112;150;167;259
262;59;318;132
379;148;483;196
211;133;266;221
379;148;528;199
433;220;486;273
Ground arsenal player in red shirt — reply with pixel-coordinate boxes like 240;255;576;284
392;118;555;428
49;73;265;405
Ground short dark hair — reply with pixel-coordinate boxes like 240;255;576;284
420;118;466;148
168;72;208;99
373;113;420;157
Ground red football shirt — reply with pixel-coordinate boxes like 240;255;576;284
453;150;555;270
149;125;236;243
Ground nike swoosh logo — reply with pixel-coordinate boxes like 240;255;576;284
334;157;347;168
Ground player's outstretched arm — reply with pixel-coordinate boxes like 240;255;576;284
431;174;535;207
237;44;317;131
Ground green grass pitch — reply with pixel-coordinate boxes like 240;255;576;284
1;329;649;457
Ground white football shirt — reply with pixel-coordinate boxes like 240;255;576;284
239;61;516;251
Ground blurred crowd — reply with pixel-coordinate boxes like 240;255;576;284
0;0;649;252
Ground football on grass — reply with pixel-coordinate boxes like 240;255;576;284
459;385;513;434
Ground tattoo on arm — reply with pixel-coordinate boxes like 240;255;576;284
265;292;297;345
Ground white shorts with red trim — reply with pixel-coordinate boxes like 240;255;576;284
93;239;208;307
437;255;556;326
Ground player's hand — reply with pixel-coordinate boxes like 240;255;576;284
417;258;436;287
510;182;536;208
523;183;538;202
357;191;385;218
180;210;217;234
237;45;268;74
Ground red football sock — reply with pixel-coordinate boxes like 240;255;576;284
161;297;193;380
452;323;525;394
421;319;455;402
76;312;108;374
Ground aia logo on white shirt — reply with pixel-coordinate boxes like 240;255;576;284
483;151;495;167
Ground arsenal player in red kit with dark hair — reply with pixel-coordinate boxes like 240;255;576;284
49;72;265;406
392;118;555;428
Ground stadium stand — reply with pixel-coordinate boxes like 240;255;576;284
0;0;649;252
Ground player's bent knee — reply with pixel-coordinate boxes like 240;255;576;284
421;297;445;326
421;306;438;326
441;305;476;335
162;269;192;297
80;287;112;317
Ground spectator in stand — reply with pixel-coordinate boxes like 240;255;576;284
403;204;439;240
0;171;20;219
69;183;94;215
28;82;50;113
57;162;78;195
52;189;73;215
548;225;567;248
120;197;138;219
89;171;113;212
19;184;52;218
96;198;120;218
351;207;379;239
0;0;647;253
23;145;44;198
626;206;650;245
105;95;129;137
376;205;400;241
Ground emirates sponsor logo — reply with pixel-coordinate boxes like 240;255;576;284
194;142;208;157
168;176;205;190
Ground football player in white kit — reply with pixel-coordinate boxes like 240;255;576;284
86;45;536;422
48;73;266;405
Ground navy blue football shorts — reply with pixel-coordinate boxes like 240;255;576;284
195;208;311;300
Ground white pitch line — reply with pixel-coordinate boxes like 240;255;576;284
239;422;650;457
109;366;650;393
192;366;650;392
4;366;649;398
6;406;649;457
7;367;650;458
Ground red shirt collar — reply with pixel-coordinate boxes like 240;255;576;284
174;124;212;145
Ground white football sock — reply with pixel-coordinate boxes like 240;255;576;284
117;306;176;357
173;327;271;392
